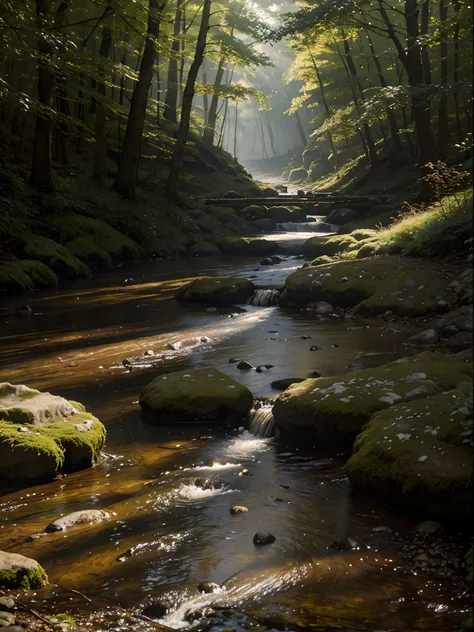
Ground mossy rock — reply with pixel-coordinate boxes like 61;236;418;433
41;214;143;262
289;168;307;183
272;351;472;448
217;236;251;255
0;259;58;293
345;387;473;521
222;191;243;199
303;234;358;259
302;148;320;169
356;242;379;258
310;255;335;266
350;229;378;241
267;206;293;223
241;205;269;221
207;206;238;224
140;367;254;423
247;238;279;256
190;241;221;257
0;551;48;589
22;234;90;279
175;276;255;306
65;236;113;269
261;187;279;196
280;256;452;317
0;384;106;484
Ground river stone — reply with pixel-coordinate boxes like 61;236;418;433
404;329;439;346
139;368;254;422
0;597;15;612
0;551;47;589
197;582;220;594
272;351;472;448
230;506;248;515
445;332;474;352
0;612;15;626
237;361;254;370
0;382;78;425
313;301;333;316
279;257;451;317
175;276;255;306
345;387;474;521
441;324;460;338
253;532;276;546
45;509;110;533
271;378;306;390
414;520;444;535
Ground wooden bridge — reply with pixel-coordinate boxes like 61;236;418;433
202;192;393;208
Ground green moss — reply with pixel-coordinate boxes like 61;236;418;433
350;229;378;241
0;420;65;470
0;261;34;292
281;256;452;316
42;412;106;462
0;564;48;590
344;388;473;519
217;236;251;254
22;234;90;279
68;400;86;413
338;210;397;234
273;351;472;447
310;255;335;266
54;613;76;628
190;241;221;256
303;234;358;259
65;236;113;269
175;276;254;306
17;260;58;287
241;205;269;221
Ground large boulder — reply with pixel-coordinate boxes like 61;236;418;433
272;352;472;447
175;276;254;306
22;235;90;279
241;205;269;221
45;509;110;532
289;168;307;182
139;368;254;422
0;551;47;589
0;384;106;484
280;257;452;317
345;386;473;521
0;260;58;294
302;235;358;259
268;206;293;223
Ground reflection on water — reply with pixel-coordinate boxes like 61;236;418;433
0;254;470;631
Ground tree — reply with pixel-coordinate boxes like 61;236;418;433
163;0;183;123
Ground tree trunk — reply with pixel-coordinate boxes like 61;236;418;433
115;0;165;199
163;0;183;123
366;32;402;155
166;0;212;199
30;0;54;189
202;57;225;145
262;111;277;157
420;0;432;84
452;0;462;143
93;18;112;181
437;0;449;158
202;69;209;126
179;9;186;106
233;101;238;158
53;0;69;166
307;48;335;156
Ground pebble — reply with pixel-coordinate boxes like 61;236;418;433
253;532;276;546
0;597;15;612
230;506;248;515
0;612;15;626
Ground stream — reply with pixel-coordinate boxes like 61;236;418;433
0;221;470;632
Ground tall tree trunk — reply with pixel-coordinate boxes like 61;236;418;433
30;0;54;189
217;66;234;148
366;32;402;155
258;115;269;159
166;0;212;199
378;0;436;196
53;0;69;165
178;9;186;107
163;0;183;123
420;0;432;84
233;101;238;158
115;0;165;198
93;18;112;181
307;48;335;156
263;111;277;157
202;57;225;145
452;0;462;143
202;69;209;126
118;31;128;149
437;0;449;157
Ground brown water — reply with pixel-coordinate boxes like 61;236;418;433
0;246;470;632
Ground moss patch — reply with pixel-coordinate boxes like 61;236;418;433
175;276;254;306
272;351;472;448
65;236;113;269
303;234;358;259
345;387;473;520
338;210;397;234
280;256;452;317
140;367;254;422
22;234;90;279
0;260;55;293
0;564;48;590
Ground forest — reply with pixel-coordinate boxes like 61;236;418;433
0;1;473;632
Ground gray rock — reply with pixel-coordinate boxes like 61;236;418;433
271;378;305;390
236;361;254;370
440;324;459;338
0;551;47;589
307;371;322;378
253;532;276;546
260;257;275;266
256;365;274;373
414;520;444;534
314;301;333;316
0;382;78;425
404;329;439;346
0;612;15;626
45;509;110;533
445;332;474;352
270;255;284;264
436;300;449;312
0;598;15;612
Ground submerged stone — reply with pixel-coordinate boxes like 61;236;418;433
253;532;276;546
139;368;254;423
45;509;110;533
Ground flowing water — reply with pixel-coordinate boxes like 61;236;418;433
0;225;470;631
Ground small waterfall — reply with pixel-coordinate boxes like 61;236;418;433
277;221;334;232
247;289;280;306
248;404;275;438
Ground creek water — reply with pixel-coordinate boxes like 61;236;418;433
0;225;470;631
